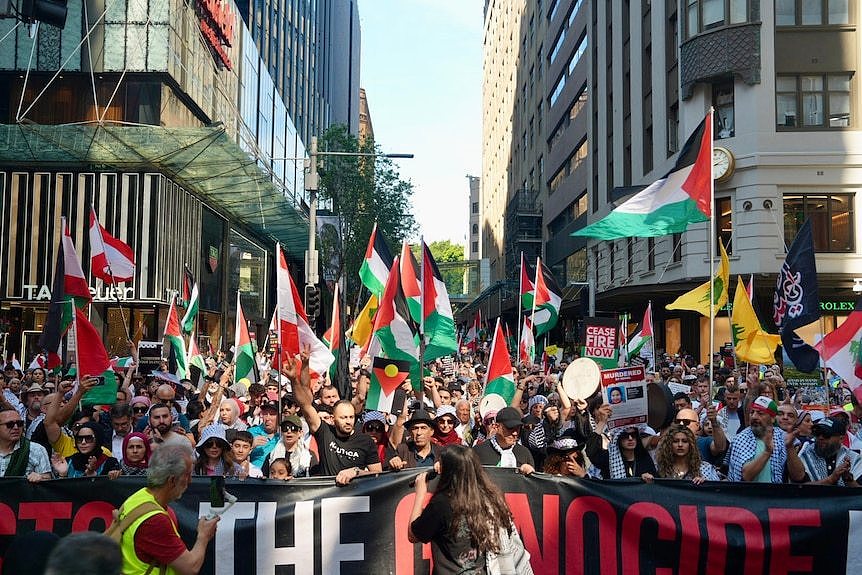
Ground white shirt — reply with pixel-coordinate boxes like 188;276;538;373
111;432;127;463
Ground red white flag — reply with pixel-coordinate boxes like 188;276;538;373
63;220;92;301
89;207;135;284
273;244;334;377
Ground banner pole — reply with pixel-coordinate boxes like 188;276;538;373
708;108;716;398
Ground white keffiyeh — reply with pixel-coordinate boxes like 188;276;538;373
489;435;518;468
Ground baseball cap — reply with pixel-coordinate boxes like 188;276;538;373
814;416;847;437
751;396;778;417
495;407;524;428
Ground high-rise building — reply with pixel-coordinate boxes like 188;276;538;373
0;0;321;359
233;0;361;143
358;88;374;142
481;0;862;361
467;175;481;260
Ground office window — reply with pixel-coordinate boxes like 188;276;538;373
716;197;733;254
550;29;566;64
472;241;479;253
784;193;854;252
550;74;566;107
685;0;750;37
777;0;849;25
472;224;479;234
647;237;655;270
627;238;634;276
609;243;616;283
672;233;682;262
776;74;852;129
472;202;479;214
713;80;735;138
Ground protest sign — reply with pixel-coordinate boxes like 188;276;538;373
601;365;648;429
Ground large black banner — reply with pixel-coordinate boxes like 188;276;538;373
1;470;861;574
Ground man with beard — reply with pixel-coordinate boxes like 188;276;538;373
20;384;46;438
473;407;535;475
147;404;192;450
727;396;805;483
798;416;861;486
288;347;381;485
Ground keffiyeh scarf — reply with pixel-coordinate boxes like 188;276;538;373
489;435;518;468
727;427;786;482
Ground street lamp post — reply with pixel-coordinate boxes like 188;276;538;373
275;136;413;318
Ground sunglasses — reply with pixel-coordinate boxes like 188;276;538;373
282;425;302;433
202;440;222;449
437;418;456;426
2;420;25;430
364;423;384;432
619;431;639;440
74;434;96;444
674;418;698;426
132;406;148;414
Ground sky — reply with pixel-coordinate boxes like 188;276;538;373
359;0;483;247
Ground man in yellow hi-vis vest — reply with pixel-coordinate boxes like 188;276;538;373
112;443;219;575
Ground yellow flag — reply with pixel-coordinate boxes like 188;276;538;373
350;294;379;349
731;276;781;364
666;240;730;317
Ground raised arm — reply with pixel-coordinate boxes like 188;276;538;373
289;345;321;433
45;377;97;444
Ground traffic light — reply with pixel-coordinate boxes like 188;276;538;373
20;0;67;27
305;284;321;320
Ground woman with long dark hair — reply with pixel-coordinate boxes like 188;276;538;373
651;424;719;484
409;445;526;574
193;425;242;477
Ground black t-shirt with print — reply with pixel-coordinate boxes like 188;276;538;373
311;422;380;476
411;491;486;575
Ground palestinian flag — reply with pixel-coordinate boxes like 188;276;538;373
519;316;535;365
323;283;342;382
573;112;712;240
421;241;457;360
38;218;91;369
73;306;117;405
358;223;394;297
187;328;206;373
520;252;536;311
532;258;562;337
367;256;420;386
366;356;410;413
164;297;187;378
89;207;135;283
110;356;135;373
181;265;195;308
816;300;862;390
484;318;515;403
274;244;334;378
234;291;256;382
464;313;479;352
180;282;199;334
400;242;422;324
624;303;654;367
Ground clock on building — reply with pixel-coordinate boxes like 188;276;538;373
713;146;735;183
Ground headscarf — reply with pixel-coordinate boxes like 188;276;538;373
68;422;108;473
121;432;151;471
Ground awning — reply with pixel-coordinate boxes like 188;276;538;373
0;123;308;260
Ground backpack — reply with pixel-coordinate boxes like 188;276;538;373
104;501;168;575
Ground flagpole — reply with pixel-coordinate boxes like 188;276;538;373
649;301;657;372
275;244;283;424
517;251;524;361
418;239;426;380
728;278;739;369
708;107;716;397
92;206;132;342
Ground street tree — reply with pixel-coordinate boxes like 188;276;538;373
315;124;417;311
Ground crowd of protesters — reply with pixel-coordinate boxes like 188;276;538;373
2;341;860;489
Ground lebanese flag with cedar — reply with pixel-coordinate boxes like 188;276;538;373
89;207;135;283
274;244;334;377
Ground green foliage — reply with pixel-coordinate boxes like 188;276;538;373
316;125;417;307
427;240;464;262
